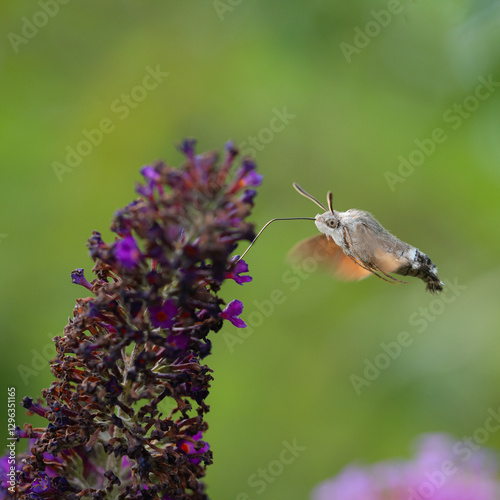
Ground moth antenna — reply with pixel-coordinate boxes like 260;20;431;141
292;183;327;211
327;191;334;213
236;217;315;263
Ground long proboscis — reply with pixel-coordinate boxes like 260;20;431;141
292;182;328;211
236;217;315;262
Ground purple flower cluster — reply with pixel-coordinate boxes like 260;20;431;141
3;140;260;499
311;434;500;500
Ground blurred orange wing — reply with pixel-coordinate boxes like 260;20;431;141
288;234;372;281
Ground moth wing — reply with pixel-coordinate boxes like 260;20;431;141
353;223;408;274
374;248;408;274
288;234;372;281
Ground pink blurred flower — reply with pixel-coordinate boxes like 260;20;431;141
312;434;500;500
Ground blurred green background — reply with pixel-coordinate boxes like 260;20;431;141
1;1;500;498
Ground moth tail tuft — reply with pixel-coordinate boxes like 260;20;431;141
425;277;445;294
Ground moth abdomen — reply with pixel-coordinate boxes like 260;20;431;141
396;249;444;294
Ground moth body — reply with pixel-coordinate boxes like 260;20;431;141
238;183;444;294
313;210;443;293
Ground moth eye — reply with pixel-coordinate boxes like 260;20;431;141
326;219;337;228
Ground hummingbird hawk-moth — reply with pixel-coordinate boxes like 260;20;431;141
239;183;444;293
